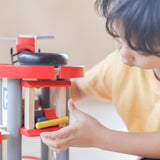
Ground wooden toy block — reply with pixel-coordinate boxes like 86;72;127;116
58;66;84;79
20;126;62;137
35;117;69;129
0;129;11;140
35;117;49;123
24;87;35;129
21;80;71;88
56;87;66;127
16;36;35;52
23;94;40;113
35;110;43;119
42;108;57;120
0;65;84;79
0;65;55;79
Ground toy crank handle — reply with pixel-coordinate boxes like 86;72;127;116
35;34;55;40
0;37;16;42
0;34;55;42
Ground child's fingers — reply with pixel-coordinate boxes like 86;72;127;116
41;134;71;153
40;130;59;139
40;125;73;140
68;98;86;119
50;136;71;149
41;135;53;147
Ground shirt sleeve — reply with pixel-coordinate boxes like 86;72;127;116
78;50;119;101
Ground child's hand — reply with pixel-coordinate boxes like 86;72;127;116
40;98;106;153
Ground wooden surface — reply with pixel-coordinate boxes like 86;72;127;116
0;129;11;140
24;87;35;130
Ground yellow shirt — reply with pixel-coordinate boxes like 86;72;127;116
78;50;160;132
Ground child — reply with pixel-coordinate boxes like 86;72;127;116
40;0;160;159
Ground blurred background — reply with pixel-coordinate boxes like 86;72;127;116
0;0;137;160
0;0;114;68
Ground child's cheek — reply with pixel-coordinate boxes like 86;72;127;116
114;41;122;51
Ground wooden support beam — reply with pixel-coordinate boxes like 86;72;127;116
24;87;35;130
56;87;66;127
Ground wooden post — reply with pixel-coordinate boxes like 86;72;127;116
56;87;66;127
24;87;35;130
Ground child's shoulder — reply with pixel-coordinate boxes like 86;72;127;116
104;50;122;64
103;50;126;68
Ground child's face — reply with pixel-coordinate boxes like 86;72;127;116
113;25;160;69
114;38;160;69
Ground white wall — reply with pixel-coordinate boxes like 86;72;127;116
0;0;115;69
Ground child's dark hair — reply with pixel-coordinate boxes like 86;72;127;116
95;0;160;56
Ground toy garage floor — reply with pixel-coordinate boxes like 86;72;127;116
22;97;138;160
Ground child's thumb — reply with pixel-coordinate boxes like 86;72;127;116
68;98;85;120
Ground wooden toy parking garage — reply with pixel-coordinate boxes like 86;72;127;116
0;35;84;160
